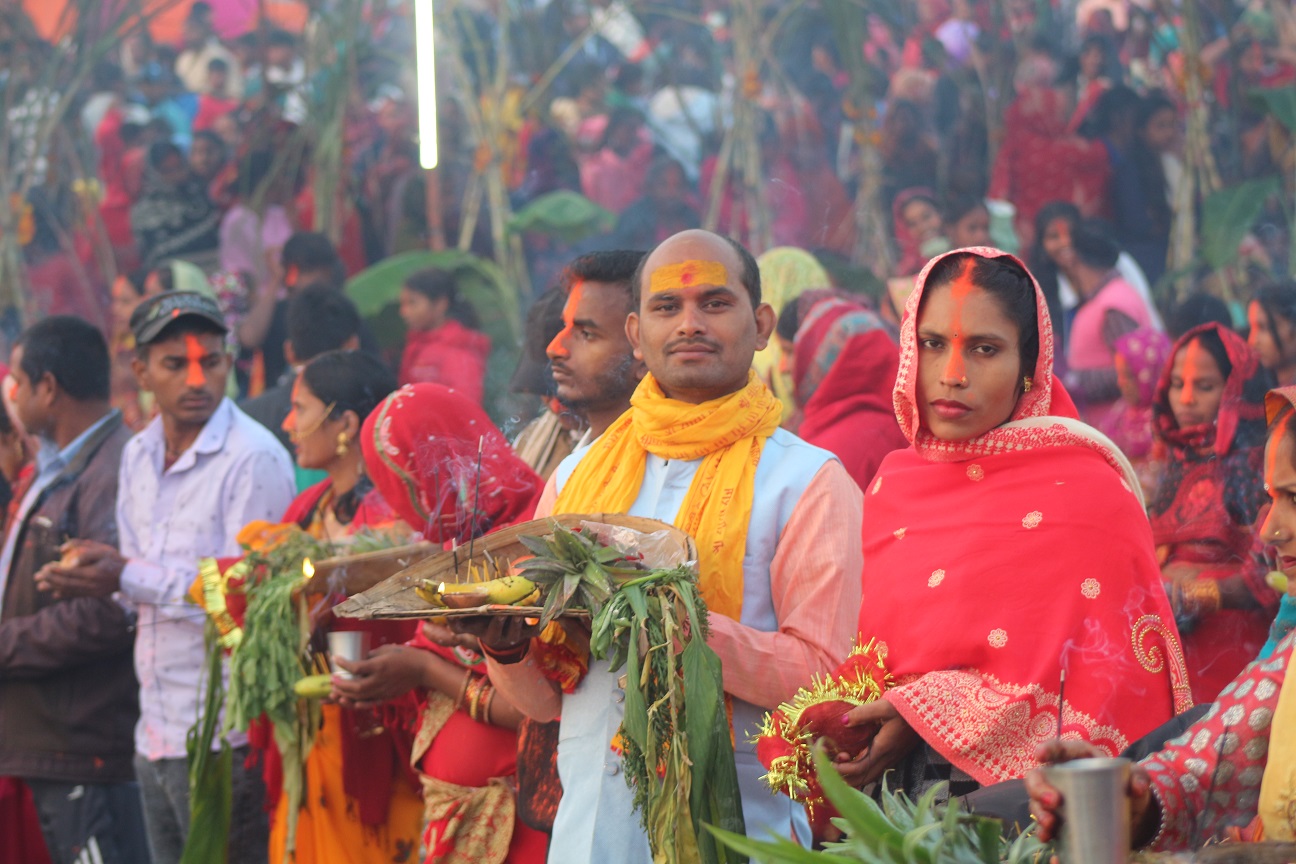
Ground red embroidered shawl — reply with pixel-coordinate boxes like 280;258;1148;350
860;246;1191;786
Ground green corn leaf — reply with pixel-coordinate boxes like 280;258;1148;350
620;627;650;750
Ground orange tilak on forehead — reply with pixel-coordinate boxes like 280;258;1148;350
547;280;584;359
1180;340;1202;402
649;260;728;293
184;333;208;388
941;262;979;379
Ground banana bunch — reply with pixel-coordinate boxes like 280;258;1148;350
515;522;645;626
415;574;539;608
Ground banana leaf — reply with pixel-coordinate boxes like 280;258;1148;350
1250;87;1296;134
343;249;521;423
179;623;232;864
1201;177;1281;270
507;190;616;243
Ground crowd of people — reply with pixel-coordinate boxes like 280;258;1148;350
9;0;1296;862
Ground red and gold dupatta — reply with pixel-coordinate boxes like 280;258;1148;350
860;246;1192;786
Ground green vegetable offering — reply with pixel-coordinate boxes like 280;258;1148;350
179;621;233;864
224;530;329;863
516;522;747;864
707;748;1050;864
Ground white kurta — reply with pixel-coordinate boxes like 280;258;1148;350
545;428;836;863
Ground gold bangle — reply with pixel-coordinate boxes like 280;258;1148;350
1180;579;1223;617
453;670;473;711
466;677;487;721
482;685;496;726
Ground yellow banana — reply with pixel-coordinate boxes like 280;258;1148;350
293;673;333;699
416;575;539;607
482;575;538;605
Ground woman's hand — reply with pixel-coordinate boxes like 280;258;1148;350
331;645;431;710
421;620;480;651
1025;740;1156;844
832;699;922;788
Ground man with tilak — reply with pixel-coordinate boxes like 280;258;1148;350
479;229;864;861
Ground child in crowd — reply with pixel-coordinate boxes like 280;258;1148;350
398;268;492;404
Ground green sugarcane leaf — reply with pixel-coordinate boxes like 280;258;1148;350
704;825;828;863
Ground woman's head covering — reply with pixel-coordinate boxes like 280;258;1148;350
895;246;1068;445
756;247;830;317
1114;327;1172;409
1153;322;1267;457
361;384;543;543
891;186;947;276
753;247;831;412
1266;385;1296;426
792;295;891;407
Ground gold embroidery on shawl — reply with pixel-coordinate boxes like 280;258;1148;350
988;629;1008;648
1022;511;1043;529
1081;578;1101;599
967;464;985;481
893;670;1129;784
928;569;946;588
1132;614;1195;714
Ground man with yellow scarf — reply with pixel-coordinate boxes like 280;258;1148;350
480;229;864;861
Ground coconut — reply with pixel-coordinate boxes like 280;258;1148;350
796;700;881;758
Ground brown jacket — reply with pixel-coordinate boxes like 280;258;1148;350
0;411;139;783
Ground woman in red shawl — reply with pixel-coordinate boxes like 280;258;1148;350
332;383;549;864
1149;323;1278;704
835;247;1190;798
777;292;908;490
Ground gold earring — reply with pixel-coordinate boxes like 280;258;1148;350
336;433;349;457
1023;377;1033;393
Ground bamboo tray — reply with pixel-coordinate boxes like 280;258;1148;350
333;514;694;621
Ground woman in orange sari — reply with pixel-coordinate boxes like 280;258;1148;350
262;349;424;863
332;383;549;864
836;247;1190;798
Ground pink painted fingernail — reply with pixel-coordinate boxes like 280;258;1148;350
841;714;851;725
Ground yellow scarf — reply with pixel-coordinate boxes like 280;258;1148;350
1260;665;1296;839
554;370;782;621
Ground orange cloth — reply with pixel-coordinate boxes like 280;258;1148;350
268;703;424;864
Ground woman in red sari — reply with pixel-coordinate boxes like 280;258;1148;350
261;350;425;864
332;383;549;864
1149;323;1277;704
836;246;1190;798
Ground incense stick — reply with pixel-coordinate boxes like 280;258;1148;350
1056;668;1067;740
466;436;484;564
